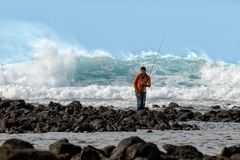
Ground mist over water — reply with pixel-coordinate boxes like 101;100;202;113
1;22;240;108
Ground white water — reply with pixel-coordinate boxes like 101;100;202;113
1;22;240;110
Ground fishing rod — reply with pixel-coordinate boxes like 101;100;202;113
149;33;166;76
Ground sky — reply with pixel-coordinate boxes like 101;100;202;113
0;0;240;62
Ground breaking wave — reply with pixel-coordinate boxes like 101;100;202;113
1;22;240;107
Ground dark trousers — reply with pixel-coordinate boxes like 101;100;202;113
136;91;146;111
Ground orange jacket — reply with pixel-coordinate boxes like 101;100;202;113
133;73;151;93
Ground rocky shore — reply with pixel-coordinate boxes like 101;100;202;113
0;99;240;133
1;136;240;160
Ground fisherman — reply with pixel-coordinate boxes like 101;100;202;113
133;66;151;111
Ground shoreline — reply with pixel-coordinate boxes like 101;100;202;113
1;136;240;160
0;98;240;133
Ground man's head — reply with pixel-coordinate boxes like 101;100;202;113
140;66;146;74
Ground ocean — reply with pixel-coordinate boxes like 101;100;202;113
0;39;240;110
1;24;240;156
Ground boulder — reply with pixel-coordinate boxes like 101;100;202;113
211;105;221;110
163;144;203;160
126;142;162;160
103;145;116;157
7;150;58;160
177;110;195;121
0;146;58;160
168;102;180;108
110;136;145;160
231;153;240;160
2;138;34;150
72;146;104;160
221;145;240;158
49;139;82;157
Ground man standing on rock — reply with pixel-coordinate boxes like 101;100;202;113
134;66;151;111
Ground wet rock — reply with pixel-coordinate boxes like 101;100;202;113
211;105;221;110
72;146;105;160
231;153;240;160
171;123;199;131
152;104;161;108
2;138;34;150
177;110;195;121
103;145;116;157
221;145;240;158
147;129;153;133
203;155;231;160
217;111;231;120
0;146;58;160
154;122;170;130
126;142;162;160
164;107;177;116
155;111;168;122
163;144;203;160
182;123;200;130
66;100;82;108
8;150;58;160
49;139;82;158
0;100;12;109
168;102;180;108
110;136;145;160
194;112;203;120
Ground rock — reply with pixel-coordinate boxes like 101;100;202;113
168;102;180;108
155;111;168;122
211;105;221;110
221;145;240;158
2;138;34;150
67;101;82;108
147;129;153;133
7;150;58;160
163;144;203;160
0;146;58;160
164;107;177;116
177;110;195;121
170;123;183;130
203;155;231;160
49;139;82;158
72;146;104;160
194;112;203;120
0;100;12;109
152;104;160;108
231;153;240;160
126;142;162;160
110;136;145;160
217;111;231;120
154;122;170;130
181;123;200;130
103;145;116;157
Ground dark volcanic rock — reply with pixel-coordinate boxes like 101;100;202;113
110;136;145;160
168;102;180;108
2;138;34;150
102;145;116;157
3;100;240;133
72;145;105;160
221;145;240;158
126;142;163;160
177;109;195;121
163;144;203;160
49;139;82;158
0;146;58;160
211;105;221;110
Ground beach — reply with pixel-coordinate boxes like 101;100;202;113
0;99;240;159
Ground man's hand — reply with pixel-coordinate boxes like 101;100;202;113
142;82;150;87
